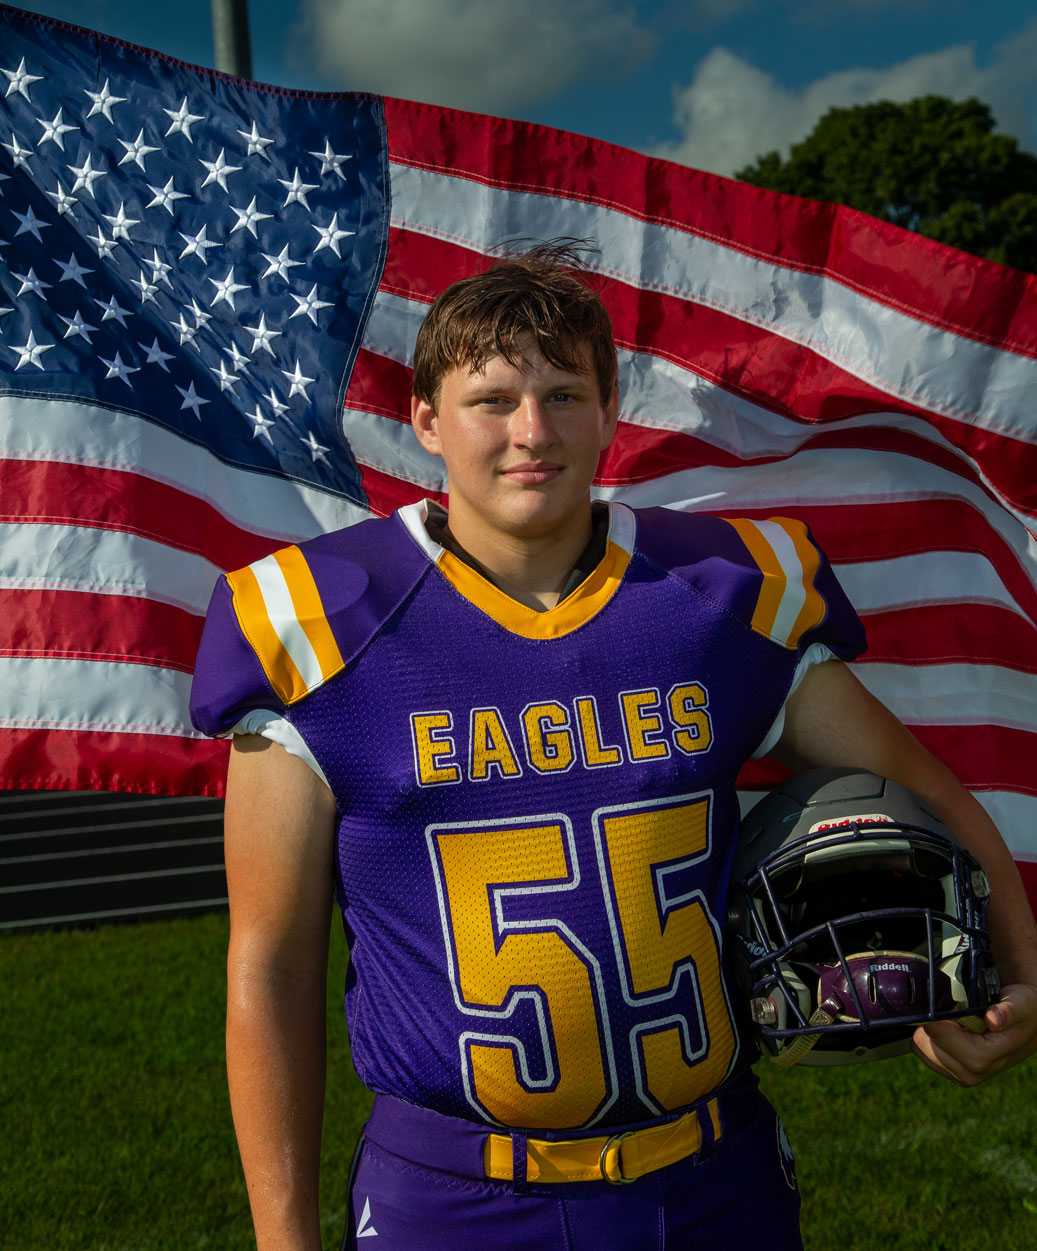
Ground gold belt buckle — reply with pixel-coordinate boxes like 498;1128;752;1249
599;1130;636;1185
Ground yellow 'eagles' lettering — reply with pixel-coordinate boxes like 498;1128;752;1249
620;688;670;761
574;696;623;767
523;702;575;773
668;683;713;756
409;682;715;786
469;707;522;781
411;711;462;786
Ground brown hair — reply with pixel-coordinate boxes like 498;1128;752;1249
411;239;618;408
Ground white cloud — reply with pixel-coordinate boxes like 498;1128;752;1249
652;19;1037;177
295;0;656;113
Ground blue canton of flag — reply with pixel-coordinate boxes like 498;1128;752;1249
0;6;386;502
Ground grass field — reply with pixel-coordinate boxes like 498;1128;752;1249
3;913;1035;1250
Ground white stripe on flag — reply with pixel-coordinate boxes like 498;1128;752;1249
977;793;1037;858
361;286;1029;519
602;450;1037;577
362;290;426;367
857;661;1037;732
0;656;199;736
0;522;223;614
835;553;1028;617
341;407;446;491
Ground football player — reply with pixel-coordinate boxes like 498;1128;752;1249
190;241;1037;1250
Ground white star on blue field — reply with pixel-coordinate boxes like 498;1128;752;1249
0;12;388;496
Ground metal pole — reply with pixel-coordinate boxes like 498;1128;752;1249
212;0;253;79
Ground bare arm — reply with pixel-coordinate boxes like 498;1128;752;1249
775;659;1037;1085
224;734;337;1250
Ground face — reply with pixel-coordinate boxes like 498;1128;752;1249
411;340;619;552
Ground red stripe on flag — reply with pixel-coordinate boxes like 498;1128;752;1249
911;724;1037;796
0;459;285;571
735;747;1037;800
861;604;1037;673
1018;861;1037;916
348;330;1037;522
383;98;1037;357
381;226;889;424
610;286;1037;511
335;449;1037;629
0;589;204;673
345;347;413;421
0;726;228;796
736;758;793;790
381;226;476;305
358;462;442;518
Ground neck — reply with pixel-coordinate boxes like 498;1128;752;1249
443;504;595;612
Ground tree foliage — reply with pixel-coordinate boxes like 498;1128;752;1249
736;97;1037;272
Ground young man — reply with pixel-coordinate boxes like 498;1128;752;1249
190;243;1037;1251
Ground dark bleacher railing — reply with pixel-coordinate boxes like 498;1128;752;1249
0;790;226;932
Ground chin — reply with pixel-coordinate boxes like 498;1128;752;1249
502;491;577;525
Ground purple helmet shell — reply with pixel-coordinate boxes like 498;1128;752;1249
816;952;956;1023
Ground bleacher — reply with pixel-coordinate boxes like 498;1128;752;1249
0;789;226;932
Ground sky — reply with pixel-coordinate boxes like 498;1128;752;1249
6;0;1037;177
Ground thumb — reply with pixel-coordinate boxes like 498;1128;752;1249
985;1003;1009;1031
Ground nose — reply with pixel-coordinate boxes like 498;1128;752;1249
512;398;557;450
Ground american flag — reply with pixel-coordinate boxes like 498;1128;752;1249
1;4;1035;909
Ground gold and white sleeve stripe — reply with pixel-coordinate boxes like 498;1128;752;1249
727;517;827;649
226;545;345;705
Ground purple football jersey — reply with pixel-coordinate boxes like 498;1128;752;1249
191;502;864;1131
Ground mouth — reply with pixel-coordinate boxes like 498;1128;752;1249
501;461;563;485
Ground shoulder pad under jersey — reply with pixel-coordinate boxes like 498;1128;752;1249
189;513;430;737
633;507;865;658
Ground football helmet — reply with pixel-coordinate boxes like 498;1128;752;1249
729;768;1000;1066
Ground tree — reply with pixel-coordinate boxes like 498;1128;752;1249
736;97;1037;272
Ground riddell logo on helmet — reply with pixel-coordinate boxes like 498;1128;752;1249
869;961;911;973
808;813;895;834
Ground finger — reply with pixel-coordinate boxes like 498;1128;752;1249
912;1021;999;1087
911;1023;969;1084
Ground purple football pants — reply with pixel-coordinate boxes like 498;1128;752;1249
341;1075;802;1250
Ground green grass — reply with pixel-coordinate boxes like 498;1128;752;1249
2;915;1034;1249
759;1060;1037;1249
1;913;366;1251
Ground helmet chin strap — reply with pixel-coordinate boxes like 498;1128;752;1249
770;1008;835;1068
769;1007;988;1068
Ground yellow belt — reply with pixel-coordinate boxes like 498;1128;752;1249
484;1097;722;1185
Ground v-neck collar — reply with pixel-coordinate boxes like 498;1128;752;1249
398;500;636;640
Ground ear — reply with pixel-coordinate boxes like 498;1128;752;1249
411;394;442;457
599;386;620;451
